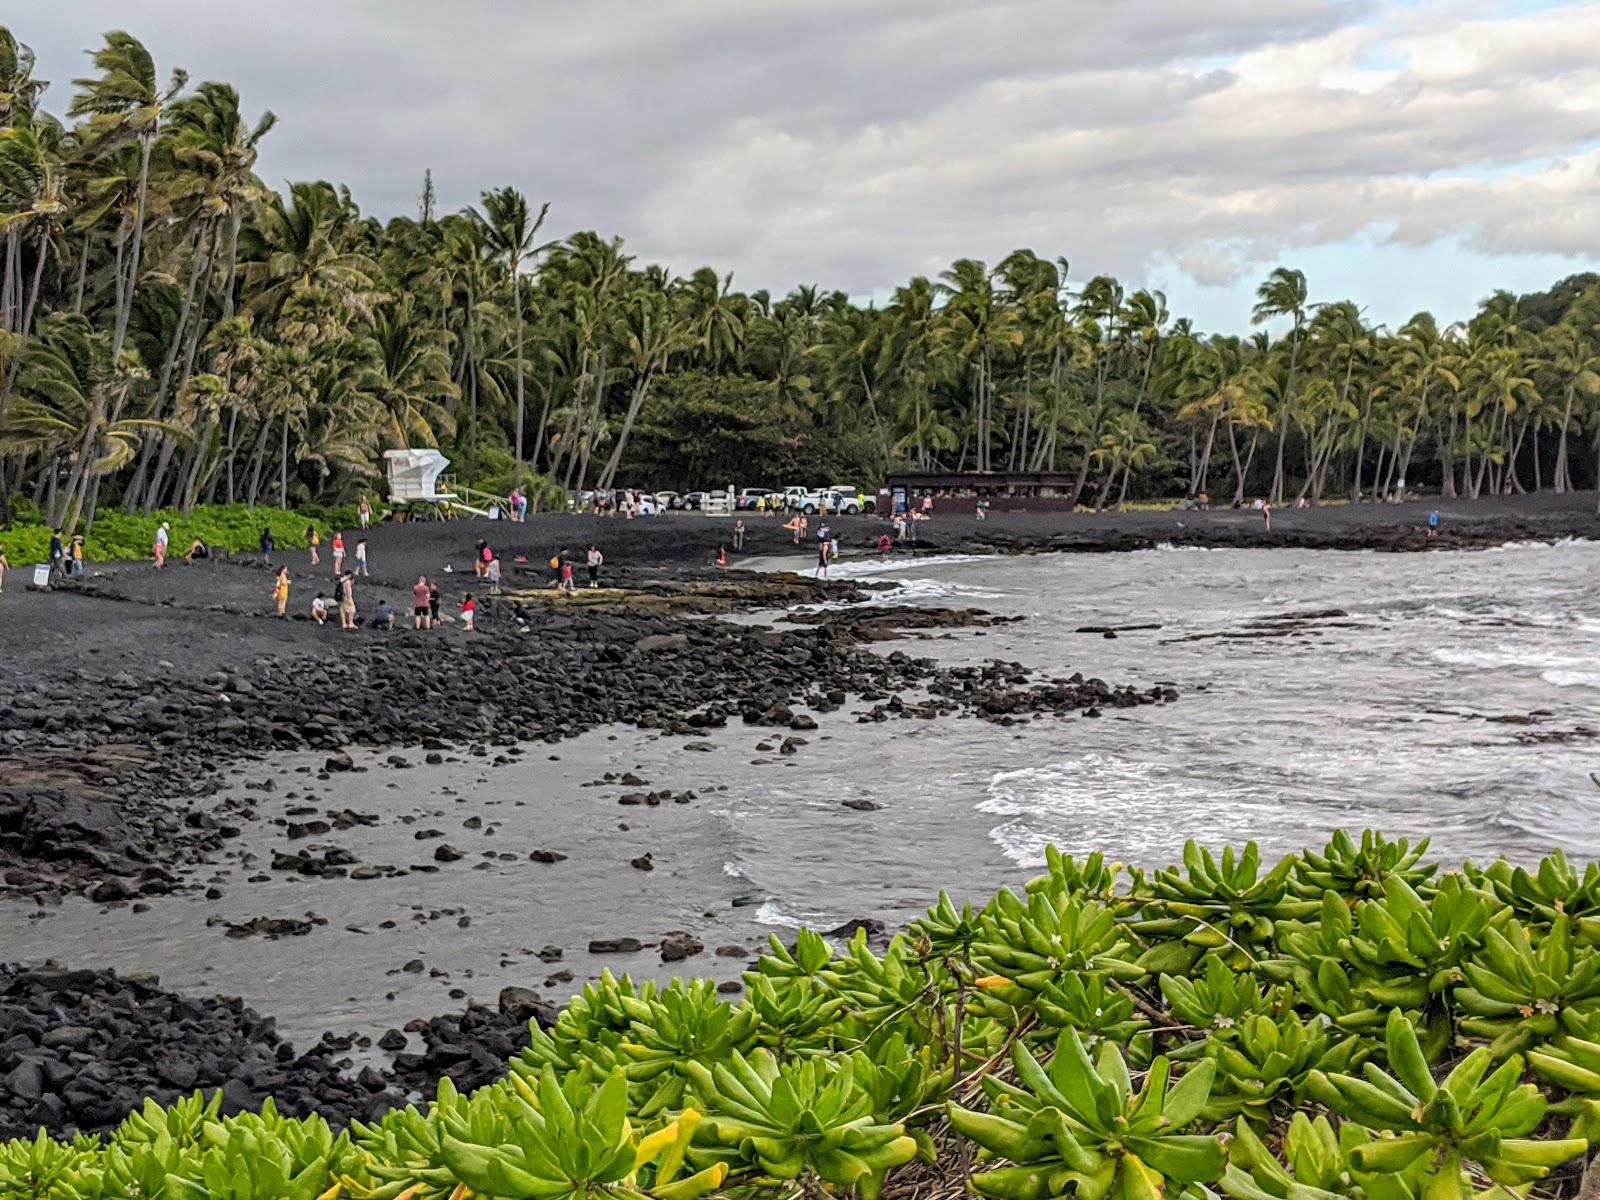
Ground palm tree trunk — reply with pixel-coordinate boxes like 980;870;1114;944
73;233;91;314
594;368;654;492
511;265;526;468
1270;329;1300;504
1554;387;1575;493
279;412;289;508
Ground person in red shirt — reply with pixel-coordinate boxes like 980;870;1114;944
460;593;476;631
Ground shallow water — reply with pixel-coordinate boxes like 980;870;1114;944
7;542;1599;1045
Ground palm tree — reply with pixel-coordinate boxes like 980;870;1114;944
369;298;458;449
1251;266;1308;504
69;32;187;363
470;186;549;471
594;286;686;492
1540;321;1600;494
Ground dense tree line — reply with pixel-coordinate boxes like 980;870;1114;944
2;27;1597;534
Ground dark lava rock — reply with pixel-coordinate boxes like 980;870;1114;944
659;932;705;963
588;937;642;954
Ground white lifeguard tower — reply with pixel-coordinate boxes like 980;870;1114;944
384;448;509;518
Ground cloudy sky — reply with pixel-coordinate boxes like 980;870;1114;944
19;1;1600;330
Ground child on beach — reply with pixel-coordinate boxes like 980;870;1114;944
716;545;727;568
273;566;291;616
487;555;502;594
153;522;170;569
559;556;576;593
460;594;477;631
354;538;368;576
331;531;346;574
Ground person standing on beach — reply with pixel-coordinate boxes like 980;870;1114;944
306;526;321;565
260;527;275;564
716;545;728;569
733;518;746;551
559;555;576;593
486;554;502;595
153;522;170;569
0;543;8;592
331;531;346;575
798;514;809;544
460;593;477;631
1428;510;1439;538
587;545;603;587
337;571;357;630
830;535;840;564
358;495;372;529
412;575;432;629
814;539;829;580
273;566;291;616
428;579;442;626
71;536;86;577
354;537;369;576
49;529;65;580
1262;502;1272;532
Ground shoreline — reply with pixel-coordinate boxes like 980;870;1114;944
2;494;1594;1139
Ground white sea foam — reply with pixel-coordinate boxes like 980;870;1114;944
1432;646;1600;673
1542;670;1600;690
826;554;992;578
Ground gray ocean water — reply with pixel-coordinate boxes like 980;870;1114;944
7;542;1599;1045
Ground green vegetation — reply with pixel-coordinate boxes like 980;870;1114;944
3;26;1600;537
0;501;356;563
6;831;1600;1198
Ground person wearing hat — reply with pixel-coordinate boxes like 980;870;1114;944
153;522;171;569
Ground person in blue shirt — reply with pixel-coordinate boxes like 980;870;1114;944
1428;510;1439;539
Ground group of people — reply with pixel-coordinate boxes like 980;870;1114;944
304;527;369;576
547;545;604;592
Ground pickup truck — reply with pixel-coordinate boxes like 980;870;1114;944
781;486;833;514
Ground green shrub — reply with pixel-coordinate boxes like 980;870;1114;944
0;503;360;565
5;831;1599;1200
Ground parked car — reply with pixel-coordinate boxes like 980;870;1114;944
736;487;775;510
654;491;683;510
680;490;706;510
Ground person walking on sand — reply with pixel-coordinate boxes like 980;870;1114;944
358;494;372;529
354;537;369;577
306;526;321;565
412;575;432;629
586;544;603;587
460;593;477;631
559;555;576;594
153;522;170;569
260;527;275;564
71;536;86;577
798;514;809;544
814;539;829;580
331;531;346;574
733;518;746;551
486;553;502;595
273;566;291;616
1428;509;1439;539
337;571;357;630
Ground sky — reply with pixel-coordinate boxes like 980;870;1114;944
17;1;1600;332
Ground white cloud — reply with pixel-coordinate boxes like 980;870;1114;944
16;0;1600;309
